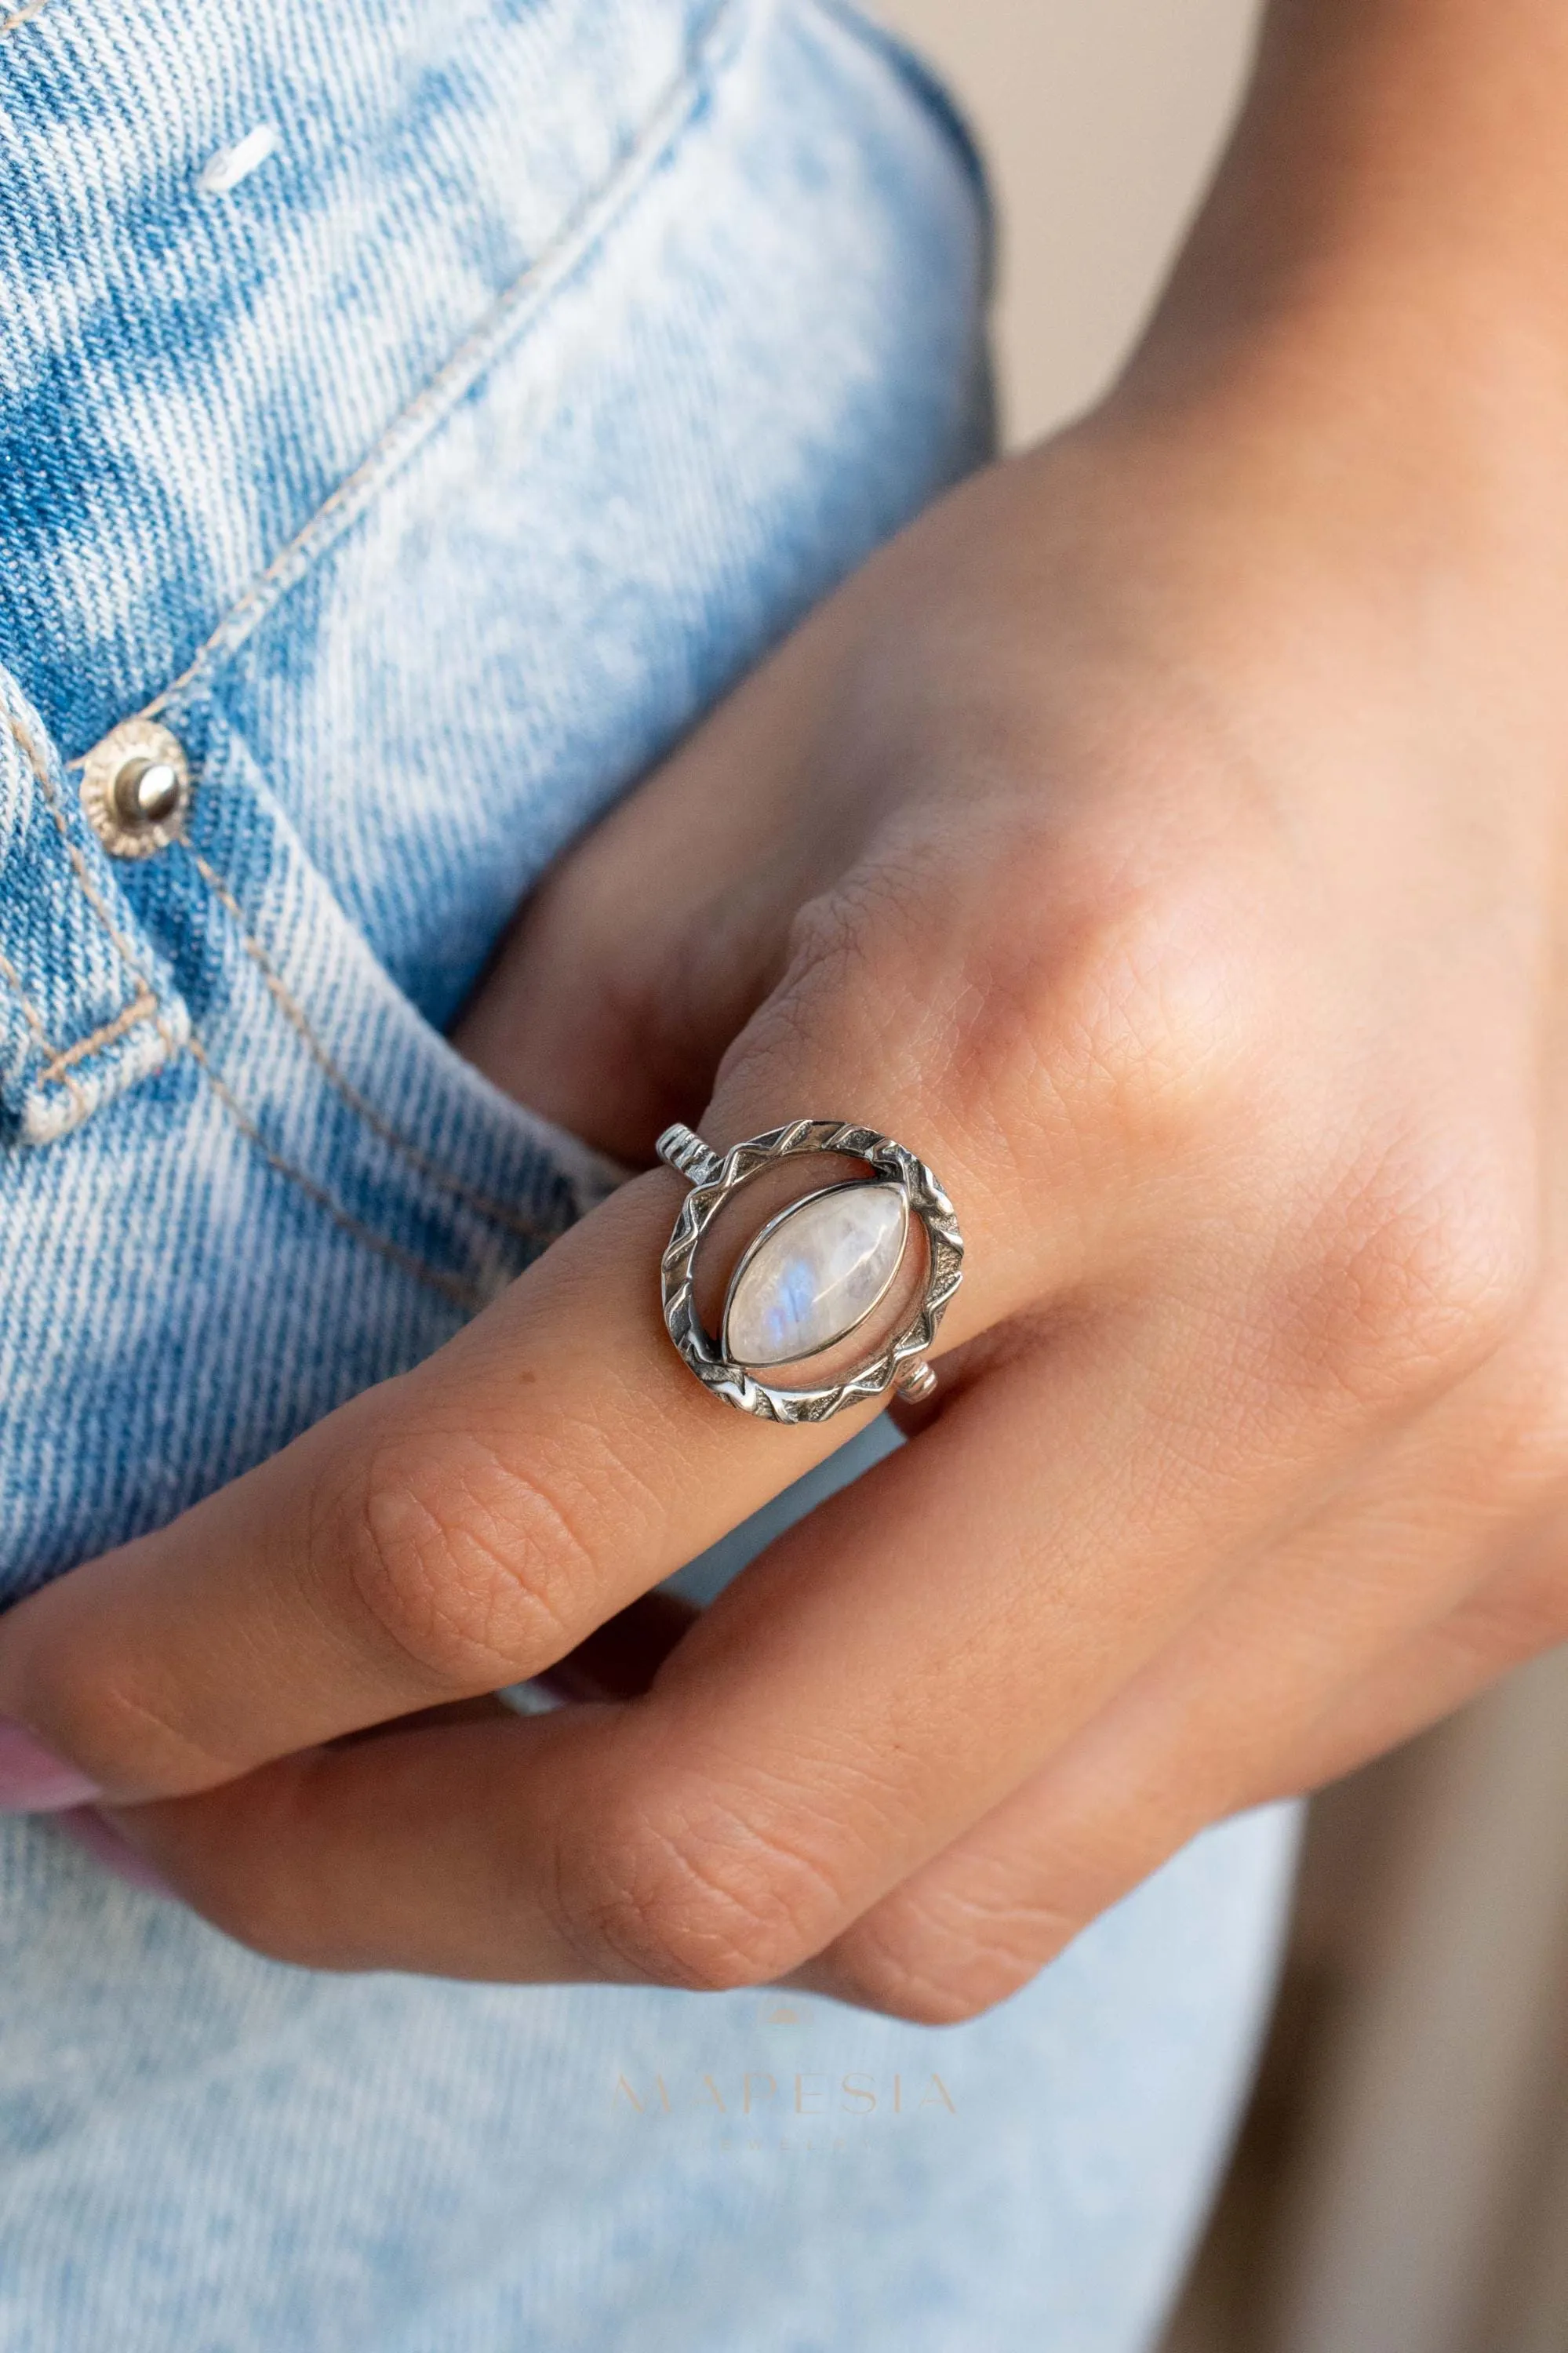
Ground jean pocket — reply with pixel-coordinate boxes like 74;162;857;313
0;675;626;1590
107;694;625;1318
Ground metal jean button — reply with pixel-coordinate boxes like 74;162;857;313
81;720;192;858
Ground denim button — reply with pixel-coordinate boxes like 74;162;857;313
80;719;191;858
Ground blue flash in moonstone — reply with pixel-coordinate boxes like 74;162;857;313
723;1183;908;1368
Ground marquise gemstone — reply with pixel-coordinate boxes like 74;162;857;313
723;1183;908;1368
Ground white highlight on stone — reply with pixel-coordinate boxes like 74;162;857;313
723;1183;908;1369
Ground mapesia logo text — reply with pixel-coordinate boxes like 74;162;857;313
610;2071;956;2117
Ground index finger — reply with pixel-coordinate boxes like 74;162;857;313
0;1072;1038;1801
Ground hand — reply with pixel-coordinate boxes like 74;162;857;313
3;295;1566;2020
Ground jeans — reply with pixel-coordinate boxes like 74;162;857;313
0;0;1299;2342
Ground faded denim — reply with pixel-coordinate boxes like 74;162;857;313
0;0;1299;2344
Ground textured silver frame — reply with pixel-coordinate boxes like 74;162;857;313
658;1119;964;1423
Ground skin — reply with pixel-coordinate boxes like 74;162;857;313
5;0;1568;2021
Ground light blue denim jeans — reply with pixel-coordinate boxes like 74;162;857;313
0;0;1299;2344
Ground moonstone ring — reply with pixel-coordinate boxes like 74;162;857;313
655;1119;964;1422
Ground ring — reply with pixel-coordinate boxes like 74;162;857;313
656;1119;964;1422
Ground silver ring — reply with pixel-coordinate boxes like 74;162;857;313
656;1119;963;1422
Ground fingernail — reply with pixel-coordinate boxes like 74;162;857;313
0;1718;103;1813
55;1808;174;1898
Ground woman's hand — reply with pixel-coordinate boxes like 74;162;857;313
4;339;1567;2016
7;0;1568;2019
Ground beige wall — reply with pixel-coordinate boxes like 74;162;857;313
878;0;1263;446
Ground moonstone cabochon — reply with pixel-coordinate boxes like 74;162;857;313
722;1182;908;1368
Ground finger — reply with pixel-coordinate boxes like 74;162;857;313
109;1271;1453;1990
0;984;1055;1803
1242;1329;1568;1787
99;1712;620;1980
51;1600;697;1908
802;1358;1564;2020
1254;1537;1568;1791
0;1179;842;1798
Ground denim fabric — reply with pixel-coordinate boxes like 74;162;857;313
0;0;1298;2343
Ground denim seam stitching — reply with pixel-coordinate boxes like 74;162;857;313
5;710;184;1082
184;843;553;1246
0;942;58;1060
0;942;90;1124
125;0;748;733
41;985;158;1079
9;711;173;1025
0;0;53;39
187;1037;489;1312
6;718;511;1290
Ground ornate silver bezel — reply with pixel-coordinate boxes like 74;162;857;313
660;1119;964;1423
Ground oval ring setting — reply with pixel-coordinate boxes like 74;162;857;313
656;1119;964;1422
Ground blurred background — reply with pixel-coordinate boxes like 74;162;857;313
877;4;1568;2348
881;0;1258;449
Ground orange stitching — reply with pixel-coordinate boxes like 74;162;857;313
188;1039;489;1313
0;0;53;37
0;940;56;1060
186;846;552;1245
41;985;158;1078
0;940;89;1125
4;711;183;1062
124;0;744;729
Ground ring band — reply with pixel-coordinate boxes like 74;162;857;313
656;1119;963;1422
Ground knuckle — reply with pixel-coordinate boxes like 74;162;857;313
827;1883;1072;2026
718;875;930;1113
1430;1581;1568;1681
1290;1147;1539;1412
966;861;1267;1167
827;1943;1017;2027
576;1780;847;1994
24;1648;230;1796
7;1602;243;1797
728;843;1265;1181
160;1787;335;1968
198;1867;313;1966
325;1426;591;1689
